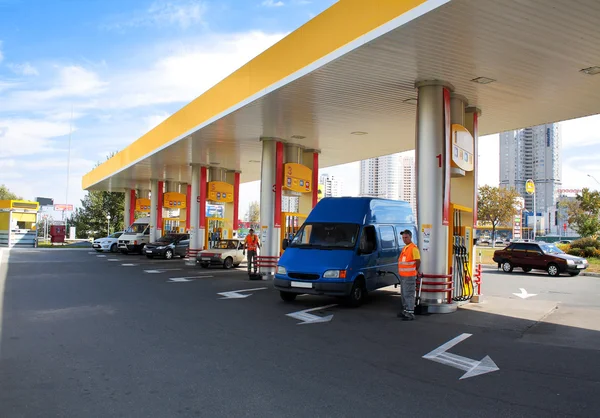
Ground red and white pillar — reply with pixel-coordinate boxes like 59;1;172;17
124;188;136;228
415;80;455;314
312;151;319;208
259;139;283;275
199;166;207;249
233;172;241;233
156;181;164;238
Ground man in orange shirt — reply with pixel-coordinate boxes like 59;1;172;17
397;229;421;321
243;228;261;275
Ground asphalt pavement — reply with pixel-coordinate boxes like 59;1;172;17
1;248;599;418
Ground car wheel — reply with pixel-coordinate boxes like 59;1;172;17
280;291;297;302
547;263;560;277
569;271;580;277
165;249;173;260
200;262;209;268
522;267;532;273
502;261;513;273
346;277;366;307
110;243;117;253
223;257;234;269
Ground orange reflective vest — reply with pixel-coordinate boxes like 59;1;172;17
398;242;418;277
245;235;259;251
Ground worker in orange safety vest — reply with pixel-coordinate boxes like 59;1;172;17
397;229;421;321
243;229;261;274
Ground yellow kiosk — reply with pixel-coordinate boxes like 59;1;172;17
163;191;187;234
205;170;236;249
280;146;316;253
0;200;39;247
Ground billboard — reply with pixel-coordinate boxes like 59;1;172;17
54;204;73;211
36;197;54;207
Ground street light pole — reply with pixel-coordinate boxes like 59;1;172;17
107;214;111;236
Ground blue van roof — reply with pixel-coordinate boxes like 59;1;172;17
306;197;415;225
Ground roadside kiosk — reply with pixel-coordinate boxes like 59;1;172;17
0;200;39;248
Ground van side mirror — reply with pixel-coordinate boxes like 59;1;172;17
282;239;289;250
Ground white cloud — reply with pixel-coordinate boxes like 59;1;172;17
477;134;499;187
561;114;600;148
7;62;38;76
262;0;285;7
105;0;207;30
0;118;72;158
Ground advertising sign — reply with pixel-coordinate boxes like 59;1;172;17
283;163;312;194
525;179;535;195
135;198;151;212
53;204;73;211
513;214;522;239
207;181;234;203
163;192;186;209
206;204;224;218
450;124;475;172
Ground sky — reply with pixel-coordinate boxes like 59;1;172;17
0;0;599;221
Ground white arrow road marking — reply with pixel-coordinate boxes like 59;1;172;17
121;263;137;266
423;333;499;380
88;252;97;254
285;304;337;325
513;288;537;299
107;259;119;262
217;287;268;299
144;268;183;274
167;276;213;282
96;255;106;258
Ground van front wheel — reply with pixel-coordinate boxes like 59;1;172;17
346;278;366;308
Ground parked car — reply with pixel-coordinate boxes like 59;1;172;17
493;241;588;277
196;239;245;269
92;231;124;252
144;233;190;259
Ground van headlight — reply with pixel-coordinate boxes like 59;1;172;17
323;270;347;279
276;266;287;275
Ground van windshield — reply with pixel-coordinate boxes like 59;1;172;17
125;223;147;234
290;223;359;250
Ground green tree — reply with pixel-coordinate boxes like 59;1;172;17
0;184;22;200
567;188;600;238
477;185;521;246
68;153;125;239
245;201;260;223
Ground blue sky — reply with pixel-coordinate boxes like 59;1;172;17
1;0;599;220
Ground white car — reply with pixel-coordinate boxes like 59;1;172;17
93;231;124;253
196;239;246;269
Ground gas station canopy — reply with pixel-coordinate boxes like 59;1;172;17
82;0;600;192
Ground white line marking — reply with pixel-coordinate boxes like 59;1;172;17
167;276;213;282
97;255;106;258
121;263;137;266
144;268;183;274
217;287;268;299
423;333;499;380
513;288;537;299
285;304;337;325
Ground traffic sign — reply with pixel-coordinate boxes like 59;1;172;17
525;179;535;195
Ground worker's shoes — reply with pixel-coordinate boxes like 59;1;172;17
397;310;415;321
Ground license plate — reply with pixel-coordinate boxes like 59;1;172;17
291;281;312;289
577;265;585;269
202;257;211;261
146;250;152;253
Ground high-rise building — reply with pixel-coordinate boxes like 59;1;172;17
359;154;400;199
499;123;562;233
319;173;343;197
398;155;416;214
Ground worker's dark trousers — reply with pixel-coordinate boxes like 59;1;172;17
400;275;416;313
247;250;257;273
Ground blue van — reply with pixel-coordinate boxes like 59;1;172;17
274;197;417;306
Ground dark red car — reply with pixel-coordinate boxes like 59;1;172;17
493;241;589;277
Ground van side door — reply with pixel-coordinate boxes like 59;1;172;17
377;225;398;287
356;225;379;291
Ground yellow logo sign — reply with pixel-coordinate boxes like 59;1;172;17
525;180;535;195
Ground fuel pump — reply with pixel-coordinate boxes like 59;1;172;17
451;208;474;302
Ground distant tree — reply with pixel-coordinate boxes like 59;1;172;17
567;188;600;238
0;184;22;200
68;152;125;239
477;185;521;246
245;201;260;223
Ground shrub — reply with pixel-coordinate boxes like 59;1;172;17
568;248;584;257
583;247;598;258
556;244;570;252
570;237;600;250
